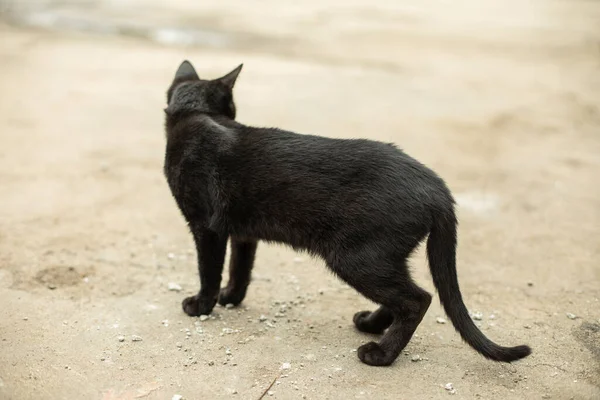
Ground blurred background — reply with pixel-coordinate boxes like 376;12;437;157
0;1;599;399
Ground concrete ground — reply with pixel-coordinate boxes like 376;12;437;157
0;1;599;399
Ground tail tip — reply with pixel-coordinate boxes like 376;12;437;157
513;345;532;360
496;344;532;362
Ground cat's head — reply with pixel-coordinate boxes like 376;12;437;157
165;60;243;119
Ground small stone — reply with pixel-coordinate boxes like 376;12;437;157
118;335;125;342
566;313;577;320
259;315;268;322
199;315;209;321
176;342;183;348
489;314;496;320
293;257;304;263
225;348;232;356
267;390;274;396
444;383;456;394
172;395;183;400
411;354;422;362
131;335;143;342
23;317;28;321
167;253;175;260
100;356;106;361
162;319;170;327
470;311;483;321
281;362;291;370
225;303;235;309
208;360;215;366
47;284;57;290
527;282;534;287
168;282;182;292
436;317;447;324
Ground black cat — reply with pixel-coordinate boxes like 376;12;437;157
163;60;531;366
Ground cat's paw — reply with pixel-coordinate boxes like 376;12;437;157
353;311;388;334
357;342;395;367
218;286;247;307
182;295;217;317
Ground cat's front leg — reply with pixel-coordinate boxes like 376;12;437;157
218;239;258;307
182;227;228;317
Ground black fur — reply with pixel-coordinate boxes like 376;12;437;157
163;60;532;366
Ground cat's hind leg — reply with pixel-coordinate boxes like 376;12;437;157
357;277;431;366
330;249;431;366
218;239;258;306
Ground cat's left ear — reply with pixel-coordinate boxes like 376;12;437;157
217;64;243;90
174;60;200;81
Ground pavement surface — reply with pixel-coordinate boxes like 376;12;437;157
0;1;599;399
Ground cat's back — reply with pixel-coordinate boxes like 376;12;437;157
236;127;439;186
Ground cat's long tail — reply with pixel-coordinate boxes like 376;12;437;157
426;208;531;362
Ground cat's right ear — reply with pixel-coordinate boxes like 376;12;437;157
174;60;200;81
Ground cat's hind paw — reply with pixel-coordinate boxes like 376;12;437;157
353;311;389;334
357;342;396;367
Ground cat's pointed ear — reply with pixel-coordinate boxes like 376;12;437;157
217;64;243;90
174;60;199;81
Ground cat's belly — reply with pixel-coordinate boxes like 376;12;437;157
227;219;333;255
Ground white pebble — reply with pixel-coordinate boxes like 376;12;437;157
259;315;268;322
167;253;175;260
131;335;143;342
436;317;447;324
225;303;235;309
172;395;183;400
168;282;182;292
444;383;456;394
281;362;291;370
293;257;304;263
566;313;577;320
470;311;483;321
225;348;232;356
199;315;209;321
411;355;422;362
118;335;125;342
